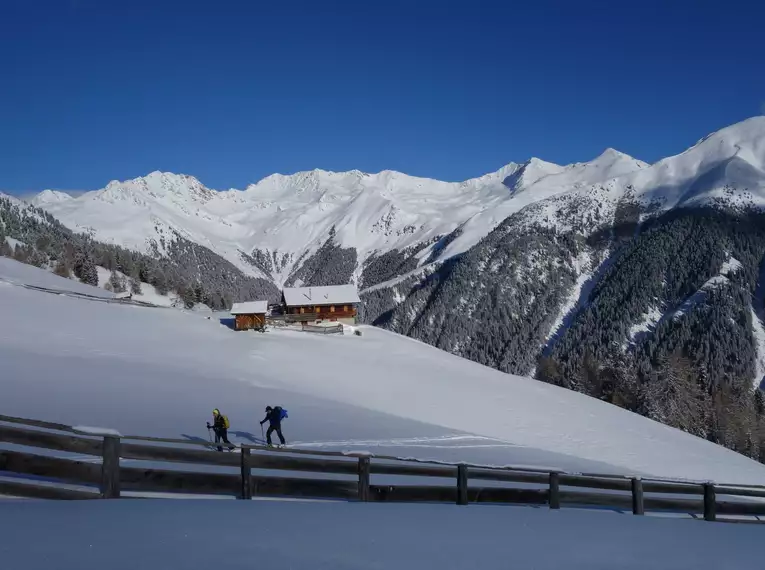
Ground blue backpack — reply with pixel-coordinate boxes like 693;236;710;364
279;408;288;420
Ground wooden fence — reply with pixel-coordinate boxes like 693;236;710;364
2;413;765;524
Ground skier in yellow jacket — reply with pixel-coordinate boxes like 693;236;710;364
207;408;232;451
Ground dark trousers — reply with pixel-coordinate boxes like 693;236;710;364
266;425;286;445
214;428;231;451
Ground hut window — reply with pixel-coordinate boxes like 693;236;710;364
330;305;335;313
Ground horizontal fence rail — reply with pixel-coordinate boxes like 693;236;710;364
1;414;765;523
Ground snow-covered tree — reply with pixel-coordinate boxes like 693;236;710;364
74;251;99;286
129;277;142;295
109;270;127;294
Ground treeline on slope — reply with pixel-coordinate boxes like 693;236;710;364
284;226;357;287
539;208;765;463
361;213;601;375
359;237;441;290
538;348;765;462
240;248;293;279
0;197;278;309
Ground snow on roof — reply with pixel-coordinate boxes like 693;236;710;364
283;285;360;306
230;301;268;315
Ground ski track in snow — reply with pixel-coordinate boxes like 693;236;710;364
291;434;517;450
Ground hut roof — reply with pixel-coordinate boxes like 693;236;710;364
282;285;360;307
230;301;268;315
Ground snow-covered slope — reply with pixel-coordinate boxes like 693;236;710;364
32;145;650;285
3;500;762;570
0;257;114;298
3;259;765;484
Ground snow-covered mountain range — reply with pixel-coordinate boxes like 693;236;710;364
29;140;649;286
32;118;765;291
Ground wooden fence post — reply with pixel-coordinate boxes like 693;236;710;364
703;483;716;522
631;477;644;515
100;435;121;499
548;472;560;509
358;457;370;502
457;464;468;505
240;447;252;500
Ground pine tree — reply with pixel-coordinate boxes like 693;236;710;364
643;353;708;437
74;251;99;286
109;270;127;294
152;270;169;295
177;284;196;309
755;389;765;417
27;248;48;268
535;355;564;387
600;351;639;411
101;250;117;271
579;351;602;398
35;235;51;253
129;277;142;296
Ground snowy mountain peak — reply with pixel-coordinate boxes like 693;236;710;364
583;148;650;176
687;116;765;169
245;168;367;195
502;158;565;191
31;189;74;206
93;171;215;206
597;147;627;159
591;147;648;167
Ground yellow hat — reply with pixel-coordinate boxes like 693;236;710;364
212;409;219;415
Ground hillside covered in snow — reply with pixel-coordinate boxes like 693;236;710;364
3;256;765;485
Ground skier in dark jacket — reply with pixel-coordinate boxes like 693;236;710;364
260;406;286;446
207;408;232;451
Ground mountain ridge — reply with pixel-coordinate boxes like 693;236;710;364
31;142;656;286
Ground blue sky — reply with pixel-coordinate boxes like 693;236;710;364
1;0;763;193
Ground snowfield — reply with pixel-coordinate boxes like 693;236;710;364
3;258;765;484
1;500;761;570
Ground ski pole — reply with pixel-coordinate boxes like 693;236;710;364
261;424;265;442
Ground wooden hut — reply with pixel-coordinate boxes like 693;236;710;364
282;285;360;325
230;301;268;331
